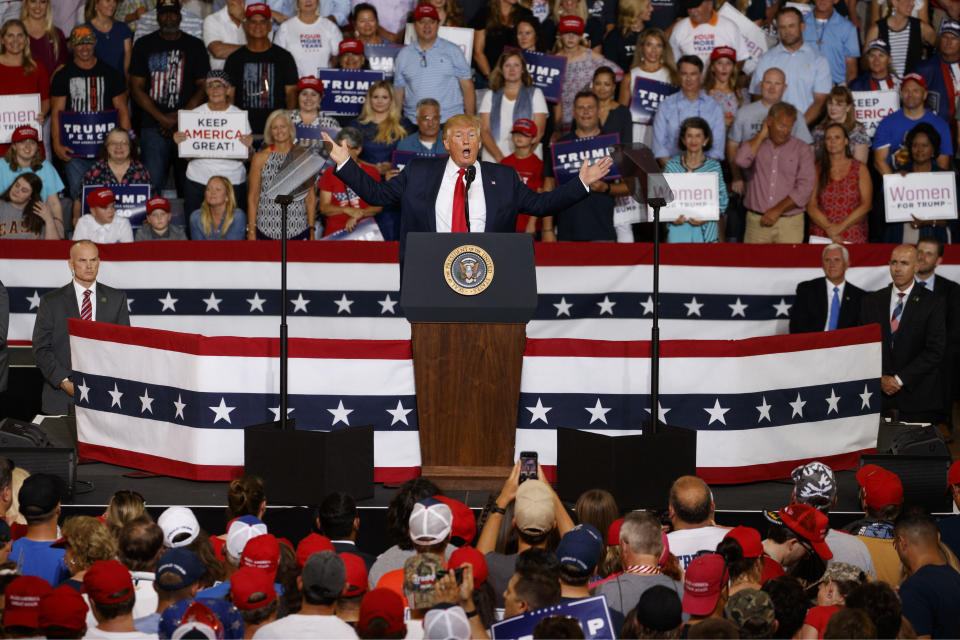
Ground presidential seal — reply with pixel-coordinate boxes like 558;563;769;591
443;245;494;295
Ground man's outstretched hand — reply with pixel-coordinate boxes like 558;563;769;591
579;156;614;186
321;131;349;166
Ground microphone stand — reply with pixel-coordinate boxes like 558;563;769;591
275;194;293;432
464;166;476;231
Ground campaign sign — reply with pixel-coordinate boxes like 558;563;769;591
319;69;385;116
60;111;119;158
295;124;340;142
883;172;958;222
0;93;41;143
490;595;615;640
392;150;448;172
630;78;679;125
403;24;475;64
717;3;769;63
320;217;385;241
365;43;401;81
177;110;250;159
658;172;720;222
852;90;899;139
81;184;151;229
521;49;566;103
551;134;621;185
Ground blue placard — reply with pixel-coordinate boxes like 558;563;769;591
391;150;448;172
318;69;385;116
319;217;384;240
365;43;401;81
520;49;567;103
490;595;615;640
630;77;679;125
550;133;621;185
81;184;151;229
295;124;340;141
60;111;119;158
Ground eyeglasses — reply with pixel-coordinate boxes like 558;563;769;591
419;51;427;67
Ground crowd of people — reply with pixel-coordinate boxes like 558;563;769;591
2;0;960;243
1;455;960;639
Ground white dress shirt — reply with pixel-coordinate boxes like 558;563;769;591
73;280;98;321
72;215;134;244
434;158;487;233
823;280;846;331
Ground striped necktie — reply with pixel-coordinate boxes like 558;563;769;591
890;292;904;344
81;289;92;321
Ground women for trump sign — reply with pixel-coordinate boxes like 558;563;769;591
657;173;721;222
883;172;958;222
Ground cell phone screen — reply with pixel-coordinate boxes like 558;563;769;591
519;452;538;482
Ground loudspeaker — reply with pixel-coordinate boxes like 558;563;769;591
877;421;950;457
0;419;51;448
557;425;696;511
0;418;78;498
859;454;952;513
244;421;374;506
1;448;77;499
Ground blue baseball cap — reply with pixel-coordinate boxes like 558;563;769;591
556;524;603;575
156;548;205;591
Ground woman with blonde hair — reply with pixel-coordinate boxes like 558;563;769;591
552;15;620;135
480;50;548;161
83;0;131;76
103;489;146;535
618;27;677;146
0;20;49;158
602;0;650;71
247;109;315;240
349;80;411;176
546;0;602;50
190;176;246;240
21;0;67;77
59;516;118;589
704;46;742;129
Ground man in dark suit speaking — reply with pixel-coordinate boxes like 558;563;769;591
32;240;130;415
321;114;612;255
789;243;864;334
860;244;945;422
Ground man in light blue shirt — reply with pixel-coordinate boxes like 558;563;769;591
802;0;859;85
393;4;475;123
651;55;725;163
750;6;831;126
395;98;446;154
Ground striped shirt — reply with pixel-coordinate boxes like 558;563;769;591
133;9;204;43
887;23;911;77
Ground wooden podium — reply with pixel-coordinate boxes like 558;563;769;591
401;233;538;489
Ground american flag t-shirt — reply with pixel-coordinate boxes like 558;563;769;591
147;49;186;110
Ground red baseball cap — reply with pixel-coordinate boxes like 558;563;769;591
682;553;728;616
38;585;88;631
245;2;271;19
448;545;488;590
297;75;324;94
339;38;364;56
511;118;538;138
558;15;584;34
949;459;960;487
4;576;51;629
413;4;439;21
86;187;115;209
296;532;335;569
358;588;405;635
242;533;280;575
433;495;476;543
11;126;38;144
146;196;170;215
83;560;133;605
856;464;904;510
340;552;369;597
779;504;833;561
710;46;736;62
230;566;277;611
607;518;624;545
724;526;763;558
902;72;927;90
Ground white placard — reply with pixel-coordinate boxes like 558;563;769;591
0;94;42;143
718;4;769;64
655;172;721;222
403;25;474;65
852;90;899;139
177;109;250;159
883;172;958;222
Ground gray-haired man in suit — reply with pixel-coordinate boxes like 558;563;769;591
32;240;130;415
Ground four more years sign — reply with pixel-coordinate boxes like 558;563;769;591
177;109;251;159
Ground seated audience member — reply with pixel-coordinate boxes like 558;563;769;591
376;498;454;601
38;584;89;638
502;563;562;619
133;548;204;634
274;0;342;77
103;490;148;535
807;124;872;244
80;128;150;225
823;607;876;639
735;102;815;244
557;524;603;602
10;474;69;586
681;553;729;629
479;50;548;163
533;614;585;638
290;75;341;147
350;80;411;177
356;588;406;639
190;176;247;241
761;576;809;639
848;39;899;92
395;98;445;155
338;38;368;69
317;127;383;236
368;478;444;587
83;559;148;638
3;575;52;637
318;492;377;569
0;126;64;233
229;566;278;636
666;475;730;570
622;585;683;639
843;464;903;539
889;122;954;244
725;588;778;639
135;197;186;240
55;515;117;592
798;562;870;639
202;0;246;70
763;504;833;578
172;70;252;217
790;245;866;334
73;187;134;243
939;460;960;559
664;116;727;243
117;515;165;620
718;526;766;595
501;118;546;237
652;55;725;165
0;173;59;239
158;506;202;550
156;598;244;638
448;545;495;629
893;512;960;638
335;552;369;625
843;581;904;638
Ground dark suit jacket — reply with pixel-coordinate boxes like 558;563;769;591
32;282;130;415
859;284;945;420
331;540;376;571
924;274;960;419
336;157;589;257
789;277;864;334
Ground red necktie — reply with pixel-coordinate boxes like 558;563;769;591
452;168;467;232
81;289;92;321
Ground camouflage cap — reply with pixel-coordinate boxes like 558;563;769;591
791;461;837;506
817;562;870;586
402;552;445;610
724;588;776;634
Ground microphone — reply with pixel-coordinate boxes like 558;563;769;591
463;165;476;232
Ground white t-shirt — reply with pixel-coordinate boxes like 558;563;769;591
667;526;730;570
183;103;252;186
202;6;248;70
83;629;156;639
72;215;134;244
478;87;548;162
253;613;360;639
627;66;672;146
668;14;746;72
274;15;343;78
131;571;158;621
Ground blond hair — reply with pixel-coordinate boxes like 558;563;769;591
200;176;239;238
442;114;481;139
5;467;28;525
262;109;296;144
631;27;679;84
357;80;408;144
553;0;588;23
19;0;59;61
0;20;37;74
62;516;118;572
616;0;649;33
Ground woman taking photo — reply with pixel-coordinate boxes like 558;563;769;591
593;66;631;143
471;0;535;85
664;117;727;243
807;123;871;244
349;80;410;176
190;175;247;240
247;110;316;240
480;50;548;161
80;127;149;224
811;86;870;163
0;125;63;230
553;15;619;135
618;28;676;146
275;0;343;77
84;0;131;76
0;19;49;157
21;0;67;78
601;0;651;73
0;172;59;239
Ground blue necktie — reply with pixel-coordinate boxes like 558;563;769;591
891;292;905;346
828;286;840;331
